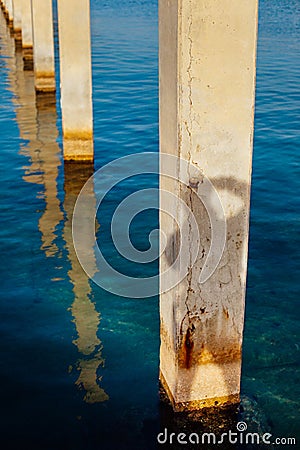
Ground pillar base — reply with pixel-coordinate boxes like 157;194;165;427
14;29;22;40
14;29;22;47
63;138;94;163
35;73;56;93
23;47;34;71
159;370;240;413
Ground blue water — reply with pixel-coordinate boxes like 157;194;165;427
0;0;299;449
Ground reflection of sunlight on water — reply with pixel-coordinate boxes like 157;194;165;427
3;14;108;404
64;163;109;403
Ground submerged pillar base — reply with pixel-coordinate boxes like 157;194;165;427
35;73;56;93
159;369;240;413
63;138;94;163
23;46;34;71
14;28;22;45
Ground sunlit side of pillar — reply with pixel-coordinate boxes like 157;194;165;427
57;0;94;162
1;0;13;27
21;0;33;69
12;0;22;42
31;0;56;92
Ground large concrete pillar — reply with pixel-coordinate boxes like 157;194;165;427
57;0;94;162
12;0;22;43
159;0;258;411
21;0;33;69
31;0;56;92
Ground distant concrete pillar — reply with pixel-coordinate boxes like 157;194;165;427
57;0;94;162
159;0;258;411
12;0;22;43
2;0;13;27
0;1;7;17
31;0;55;92
0;1;8;16
6;0;13;27
21;0;33;68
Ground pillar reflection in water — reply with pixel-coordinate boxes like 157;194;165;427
0;10;108;404
64;163;109;404
0;10;63;256
13;60;63;256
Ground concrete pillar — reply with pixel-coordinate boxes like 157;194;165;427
21;0;33;69
57;0;94;162
1;0;13;27
159;0;258;411
6;0;13;27
31;0;55;92
0;0;15;71
12;0;22;43
0;1;8;17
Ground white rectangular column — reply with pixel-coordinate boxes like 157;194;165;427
31;0;55;92
159;0;258;411
6;0;13;26
57;0;94;162
12;0;22;42
21;0;33;68
1;0;13;27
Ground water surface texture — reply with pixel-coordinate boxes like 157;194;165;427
0;0;299;449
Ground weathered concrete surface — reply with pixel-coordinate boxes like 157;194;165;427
6;0;13;27
159;0;258;411
12;0;22;42
21;0;33;69
31;0;55;92
57;0;94;162
1;0;13;27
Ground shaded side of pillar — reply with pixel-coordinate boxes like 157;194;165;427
31;0;55;92
21;0;33;69
57;0;94;162
159;0;258;411
12;0;22;42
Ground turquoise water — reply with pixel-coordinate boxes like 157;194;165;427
0;0;299;449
